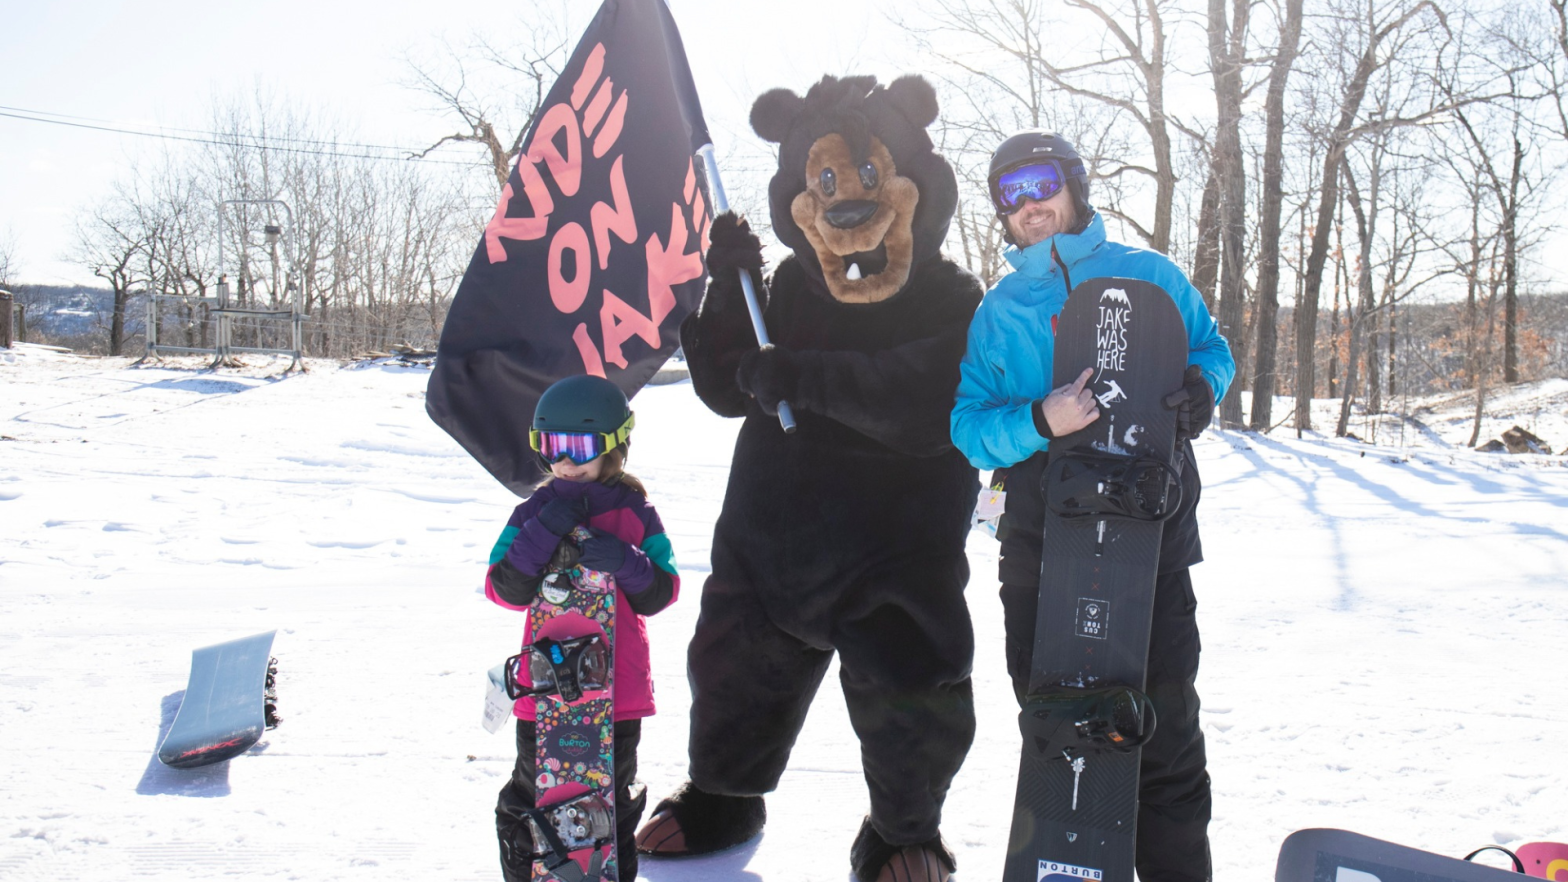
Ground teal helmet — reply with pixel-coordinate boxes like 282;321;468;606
530;375;635;465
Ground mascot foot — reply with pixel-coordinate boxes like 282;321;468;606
634;782;766;856
851;816;956;882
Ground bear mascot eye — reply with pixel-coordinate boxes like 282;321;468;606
820;167;837;197
858;161;879;191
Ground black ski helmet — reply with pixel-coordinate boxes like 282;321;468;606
533;374;634;443
987;130;1092;239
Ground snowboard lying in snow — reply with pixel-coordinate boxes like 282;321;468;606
1276;829;1528;882
157;630;279;769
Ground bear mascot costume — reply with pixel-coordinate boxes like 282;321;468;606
634;74;983;882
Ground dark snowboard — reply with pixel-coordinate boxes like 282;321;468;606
158;630;278;769
1003;278;1188;882
1277;829;1527;882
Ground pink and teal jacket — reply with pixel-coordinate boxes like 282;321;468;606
484;478;679;721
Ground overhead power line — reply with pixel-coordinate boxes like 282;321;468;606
0;104;485;167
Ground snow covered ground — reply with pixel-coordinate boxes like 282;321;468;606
2;344;1566;881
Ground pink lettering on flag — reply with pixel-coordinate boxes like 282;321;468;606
570;44;607;110
573;323;607;377
548;222;591;313
645;200;704;329
582;78;614;136
527;103;583;198
600;290;662;370
593;92;629;159
484;164;553;263
590;156;637;271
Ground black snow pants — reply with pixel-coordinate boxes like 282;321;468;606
1001;568;1213;882
685;570;977;847
496;718;646;882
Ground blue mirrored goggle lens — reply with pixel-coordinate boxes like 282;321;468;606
995;162;1065;212
534;431;604;465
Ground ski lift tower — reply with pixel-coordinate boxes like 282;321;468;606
210;199;307;370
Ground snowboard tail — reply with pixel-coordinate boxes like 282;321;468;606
1004;278;1188;882
1277;829;1528;882
158;630;278;769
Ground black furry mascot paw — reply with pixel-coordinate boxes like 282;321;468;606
851;817;957;882
634;782;766;857
735;345;800;416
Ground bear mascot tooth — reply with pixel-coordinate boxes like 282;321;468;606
634;74;982;882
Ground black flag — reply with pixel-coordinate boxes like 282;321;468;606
427;0;712;495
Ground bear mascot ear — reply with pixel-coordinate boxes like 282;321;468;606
751;88;807;144
884;75;940;129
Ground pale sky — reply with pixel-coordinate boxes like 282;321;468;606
0;0;884;286
5;1;1565;293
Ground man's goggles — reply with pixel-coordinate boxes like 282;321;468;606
528;414;634;465
992;160;1067;215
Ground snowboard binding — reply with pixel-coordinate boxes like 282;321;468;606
505;635;609;703
263;656;281;729
1021;686;1158;758
1043;451;1182;523
521;791;615;880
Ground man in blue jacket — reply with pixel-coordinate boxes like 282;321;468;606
951;131;1234;882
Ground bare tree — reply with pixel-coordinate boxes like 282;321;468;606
895;0;1185;253
71;188;148;356
1208;0;1250;426
1247;0;1304;430
893;0;1135;284
404;2;576;190
0;228;16;290
1441;6;1559;387
1292;0;1449;434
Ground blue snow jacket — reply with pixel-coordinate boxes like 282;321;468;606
951;213;1235;583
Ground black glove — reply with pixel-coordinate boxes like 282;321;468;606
706;212;764;276
536;495;589;537
547;538;581;572
1164;365;1215;441
736;345;800;416
577;532;628;574
700;213;765;323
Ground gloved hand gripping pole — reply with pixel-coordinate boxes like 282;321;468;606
696;144;796;434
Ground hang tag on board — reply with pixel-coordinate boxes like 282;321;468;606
482;663;512;734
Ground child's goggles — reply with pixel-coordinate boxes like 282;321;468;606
528;414;634;465
991;160;1067;214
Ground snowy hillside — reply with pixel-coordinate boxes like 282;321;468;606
2;345;1566;881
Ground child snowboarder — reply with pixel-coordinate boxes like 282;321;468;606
484;374;680;882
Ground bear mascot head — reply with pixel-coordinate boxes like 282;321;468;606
750;74;958;305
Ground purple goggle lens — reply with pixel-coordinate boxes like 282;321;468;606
993;162;1065;214
533;430;605;465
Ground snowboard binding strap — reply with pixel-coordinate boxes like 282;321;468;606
504;635;608;703
522;792;614;876
1044;451;1183;523
1021;686;1158;758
